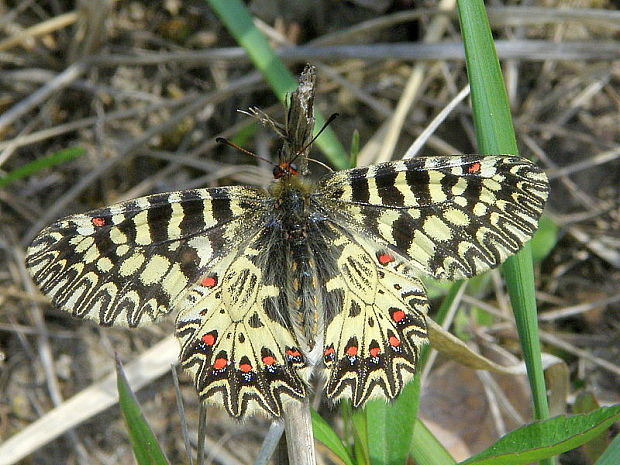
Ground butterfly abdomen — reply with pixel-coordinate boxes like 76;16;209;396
272;182;326;361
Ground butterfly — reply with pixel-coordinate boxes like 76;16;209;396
26;65;549;418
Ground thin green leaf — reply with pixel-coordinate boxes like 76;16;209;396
573;393;610;463
351;405;370;465
341;400;370;465
365;279;464;465
457;0;551;446
459;405;620;465
0;146;86;188
204;0;348;170
411;419;456;465
349;129;360;169
229;120;258;147
594;432;620;465
366;379;419;465
311;409;355;465
530;216;558;262
116;356;170;465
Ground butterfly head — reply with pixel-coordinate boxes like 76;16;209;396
273;161;299;179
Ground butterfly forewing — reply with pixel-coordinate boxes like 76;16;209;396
317;155;549;280
26;186;269;327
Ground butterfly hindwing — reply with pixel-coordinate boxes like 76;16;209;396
26;186;269;327
320;227;428;406
317;155;549;280
175;234;309;418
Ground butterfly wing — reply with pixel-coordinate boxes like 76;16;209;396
316;155;549;281
319;225;428;406
314;155;548;406
175;230;310;418
26;187;270;327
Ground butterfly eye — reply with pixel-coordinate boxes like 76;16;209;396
273;165;285;179
273;162;298;179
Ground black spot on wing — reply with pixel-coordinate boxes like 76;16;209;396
462;176;482;204
348;168;370;203
248;312;264;328
349;299;362;317
211;195;234;223
439;171;459;200
147;196;173;243
179;191;206;236
115;203;137;243
391;212;417;253
404;164;431;205
374;164;405;206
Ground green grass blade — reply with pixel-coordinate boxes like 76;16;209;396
458;405;620;465
311;409;355;465
349;129;360;168
411;419;456;465
366;380;420;465
0;146;86;188
204;0;348;170
594;432;620;465
457;0;551;438
351;405;370;465
116;356;170;465
530;216;558;262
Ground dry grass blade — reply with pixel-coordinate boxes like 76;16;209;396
0;61;88;133
376;0;455;163
539;293;620;321
0;11;78;52
21;72;264;245
0;337;178;465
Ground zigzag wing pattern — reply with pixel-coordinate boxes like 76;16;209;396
317;155;549;280
175;231;309;418
26;187;268;327
320;226;428;407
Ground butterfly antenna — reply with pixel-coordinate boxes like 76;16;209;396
306;157;333;172
290;113;339;164
216;137;277;167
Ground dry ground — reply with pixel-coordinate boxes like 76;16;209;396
1;1;619;464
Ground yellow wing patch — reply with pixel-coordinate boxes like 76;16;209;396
320;230;428;407
176;244;309;418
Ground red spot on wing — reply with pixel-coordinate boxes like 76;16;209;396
286;349;301;357
324;346;335;356
201;276;217;287
346;345;358;356
467;162;482;174
91;217;106;227
262;355;275;365
389;336;401;347
377;253;394;265
201;333;215;346
369;347;381;357
213;358;227;370
239;363;252;373
392;309;405;322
